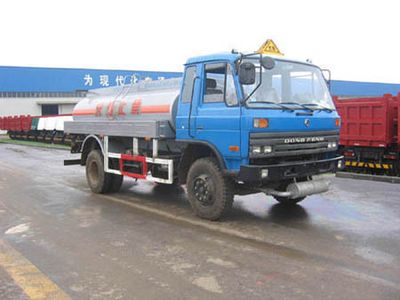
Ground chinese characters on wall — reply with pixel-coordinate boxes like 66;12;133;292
83;74;164;87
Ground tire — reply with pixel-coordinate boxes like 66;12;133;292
273;196;306;205
109;173;123;193
187;158;234;220
85;149;114;194
108;157;123;193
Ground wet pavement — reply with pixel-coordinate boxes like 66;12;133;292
0;143;399;299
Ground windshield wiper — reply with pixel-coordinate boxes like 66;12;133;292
302;103;334;112
249;100;295;111
279;102;315;112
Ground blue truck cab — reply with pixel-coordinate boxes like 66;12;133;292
175;52;342;219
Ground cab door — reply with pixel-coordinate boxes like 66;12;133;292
193;62;242;166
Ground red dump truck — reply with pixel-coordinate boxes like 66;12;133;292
334;94;399;175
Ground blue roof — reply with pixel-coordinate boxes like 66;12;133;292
0;66;182;92
331;80;400;97
186;53;240;65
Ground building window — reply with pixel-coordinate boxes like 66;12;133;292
41;104;59;116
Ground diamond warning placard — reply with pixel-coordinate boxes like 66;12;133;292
257;39;283;56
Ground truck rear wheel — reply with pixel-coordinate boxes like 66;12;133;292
187;158;233;220
86;150;122;194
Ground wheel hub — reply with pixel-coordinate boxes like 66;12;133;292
193;175;215;206
88;161;99;184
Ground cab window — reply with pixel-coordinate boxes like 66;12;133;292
203;63;238;106
181;66;197;103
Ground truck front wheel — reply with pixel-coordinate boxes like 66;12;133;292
187;158;233;221
86;150;122;194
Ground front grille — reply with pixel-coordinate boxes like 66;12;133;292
250;130;339;158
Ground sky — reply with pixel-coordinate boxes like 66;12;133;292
0;0;398;83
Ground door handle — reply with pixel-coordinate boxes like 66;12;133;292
196;126;204;130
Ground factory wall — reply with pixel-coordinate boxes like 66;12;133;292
0;97;80;117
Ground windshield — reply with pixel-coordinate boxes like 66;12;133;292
242;58;335;110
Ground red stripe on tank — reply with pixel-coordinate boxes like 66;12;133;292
72;109;96;116
140;105;170;114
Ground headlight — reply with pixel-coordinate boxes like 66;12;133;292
251;145;273;155
327;141;338;149
251;146;262;154
263;146;272;153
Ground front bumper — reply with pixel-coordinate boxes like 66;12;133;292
237;156;343;182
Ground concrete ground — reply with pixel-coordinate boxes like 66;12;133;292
0;143;399;300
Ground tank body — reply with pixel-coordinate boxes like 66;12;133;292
72;78;182;128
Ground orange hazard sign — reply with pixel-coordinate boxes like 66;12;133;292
257;39;283;56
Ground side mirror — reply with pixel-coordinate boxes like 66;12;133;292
239;62;256;85
261;57;275;70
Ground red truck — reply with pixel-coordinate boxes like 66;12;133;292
0;114;73;144
334;94;399;175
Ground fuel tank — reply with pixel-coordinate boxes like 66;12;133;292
72;78;181;129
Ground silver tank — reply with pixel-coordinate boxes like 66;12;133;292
73;78;182;129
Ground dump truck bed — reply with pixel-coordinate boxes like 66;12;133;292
335;94;398;147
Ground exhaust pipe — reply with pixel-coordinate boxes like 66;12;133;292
263;179;330;199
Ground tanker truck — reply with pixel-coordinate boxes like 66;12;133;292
64;42;343;220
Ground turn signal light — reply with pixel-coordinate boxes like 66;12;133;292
253;118;269;128
335;118;341;127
